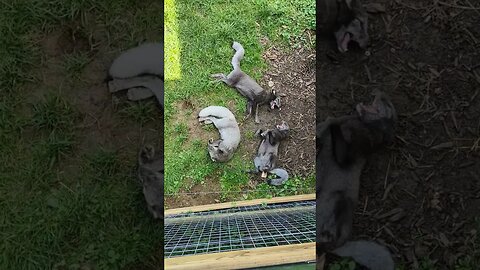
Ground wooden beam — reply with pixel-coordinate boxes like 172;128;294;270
165;242;316;270
165;193;315;216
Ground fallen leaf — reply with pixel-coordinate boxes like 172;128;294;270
389;210;406;222
429;67;440;77
430;141;454;150
376;208;404;219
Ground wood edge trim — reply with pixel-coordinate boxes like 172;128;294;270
164;242;316;270
164;193;316;215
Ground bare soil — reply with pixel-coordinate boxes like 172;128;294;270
317;0;480;268
245;39;317;180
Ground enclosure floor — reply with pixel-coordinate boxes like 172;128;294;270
164;201;316;258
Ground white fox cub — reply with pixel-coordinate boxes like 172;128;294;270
107;42;164;107
198;106;241;162
109;43;163;79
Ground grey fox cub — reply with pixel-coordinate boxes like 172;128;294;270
137;144;164;220
317;91;396;253
318;0;369;53
211;42;280;123
252;122;290;186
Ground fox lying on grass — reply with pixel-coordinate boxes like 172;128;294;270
107;42;164;107
198;106;241;163
211;41;281;124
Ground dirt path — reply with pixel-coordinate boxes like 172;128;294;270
317;0;480;268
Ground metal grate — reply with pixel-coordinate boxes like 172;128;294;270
166;201;315;219
164;200;316;258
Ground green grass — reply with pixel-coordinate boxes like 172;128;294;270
31;93;78;167
246;174;316;200
164;0;316;200
173;122;189;145
63;51;91;79
119;100;157;126
0;0;163;269
327;258;357;270
32;93;77;131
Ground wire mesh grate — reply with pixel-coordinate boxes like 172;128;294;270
164;200;316;258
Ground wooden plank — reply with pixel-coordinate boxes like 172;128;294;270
165;242;316;270
165;193;316;216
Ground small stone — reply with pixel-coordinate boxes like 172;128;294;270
268;81;274;87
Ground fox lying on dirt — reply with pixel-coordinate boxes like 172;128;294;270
316;91;396;269
251;122;290;186
318;0;369;53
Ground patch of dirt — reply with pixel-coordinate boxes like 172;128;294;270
164;176;223;210
169;100;215;145
317;0;480;268
246;40;317;178
165;41;317;209
27;26;164;181
42;23;92;57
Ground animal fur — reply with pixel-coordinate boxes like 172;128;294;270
109;43;164;79
107;42;164;106
316;91;396;250
211;42;280;123
137;144;164;220
318;0;369;52
198;106;241;162
252;122;290;185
